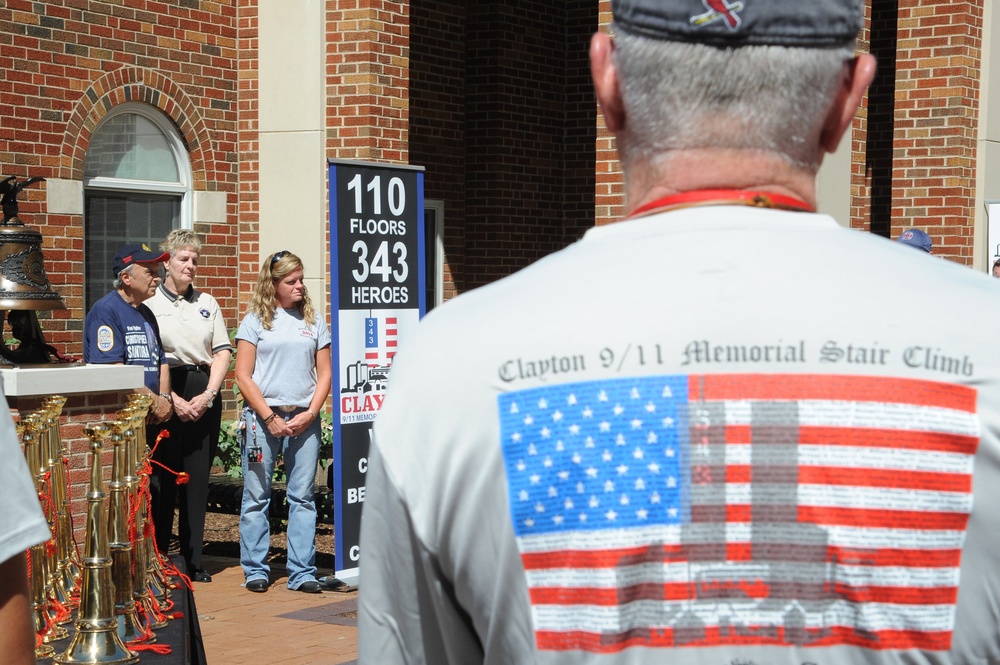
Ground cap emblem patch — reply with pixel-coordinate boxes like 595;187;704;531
691;0;744;30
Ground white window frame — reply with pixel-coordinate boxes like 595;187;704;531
425;199;445;309
83;102;193;228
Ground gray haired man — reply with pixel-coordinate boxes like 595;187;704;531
359;1;1000;662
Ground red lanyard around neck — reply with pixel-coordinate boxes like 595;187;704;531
626;189;814;220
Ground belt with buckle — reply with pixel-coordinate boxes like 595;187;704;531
172;364;210;373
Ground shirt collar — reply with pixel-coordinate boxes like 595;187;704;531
159;283;196;302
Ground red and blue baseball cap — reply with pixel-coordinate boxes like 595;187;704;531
112;243;169;276
611;0;863;48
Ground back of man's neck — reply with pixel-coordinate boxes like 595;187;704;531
623;148;819;218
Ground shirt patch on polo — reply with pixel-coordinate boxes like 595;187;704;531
97;325;114;352
200;308;211;318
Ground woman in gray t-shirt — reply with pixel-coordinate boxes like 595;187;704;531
234;251;332;594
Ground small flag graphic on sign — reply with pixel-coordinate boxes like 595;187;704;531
364;316;398;368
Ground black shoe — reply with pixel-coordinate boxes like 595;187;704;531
193;570;212;583
318;575;346;591
246;579;268;593
295;580;322;594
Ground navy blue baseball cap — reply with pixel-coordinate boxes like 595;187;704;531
612;0;864;48
896;228;933;253
112;243;169;276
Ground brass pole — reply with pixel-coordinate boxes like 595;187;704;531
23;413;72;636
44;395;83;594
107;420;152;644
118;410;167;630
53;423;138;665
123;396;171;608
37;405;74;612
20;421;60;655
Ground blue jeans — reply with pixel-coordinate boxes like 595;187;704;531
239;407;320;589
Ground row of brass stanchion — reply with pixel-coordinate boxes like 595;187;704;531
20;394;182;664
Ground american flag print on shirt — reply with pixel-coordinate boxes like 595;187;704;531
497;374;980;654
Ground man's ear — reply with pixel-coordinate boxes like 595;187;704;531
820;53;877;154
590;31;625;133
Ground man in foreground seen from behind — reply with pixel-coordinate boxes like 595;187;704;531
359;1;1000;662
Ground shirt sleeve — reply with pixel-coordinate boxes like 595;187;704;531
358;437;484;665
235;313;261;346
83;302;125;364
207;295;233;354
316;319;332;350
0;392;50;563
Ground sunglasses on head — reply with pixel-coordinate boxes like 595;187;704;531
270;251;288;266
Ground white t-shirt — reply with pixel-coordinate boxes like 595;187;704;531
359;206;1000;664
236;308;331;407
0;381;51;564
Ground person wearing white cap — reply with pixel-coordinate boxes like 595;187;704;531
358;1;1000;663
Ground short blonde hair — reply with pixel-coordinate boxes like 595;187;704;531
159;228;202;255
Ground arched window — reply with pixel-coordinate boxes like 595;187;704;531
83;103;191;310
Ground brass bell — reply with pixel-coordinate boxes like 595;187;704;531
0;176;69;365
0;176;65;309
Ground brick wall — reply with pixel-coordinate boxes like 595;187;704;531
592;2;987;259
409;1;466;301
0;0;989;349
325;0;410;317
0;0;241;347
595;1;623;226
462;0;596;290
0;0;241;538
410;0;597;294
886;1;983;262
236;0;260;305
326;1;410;163
563;3;600;244
850;2;876;234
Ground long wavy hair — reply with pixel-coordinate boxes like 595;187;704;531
248;251;316;330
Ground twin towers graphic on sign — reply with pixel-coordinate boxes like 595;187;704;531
342;315;397;398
